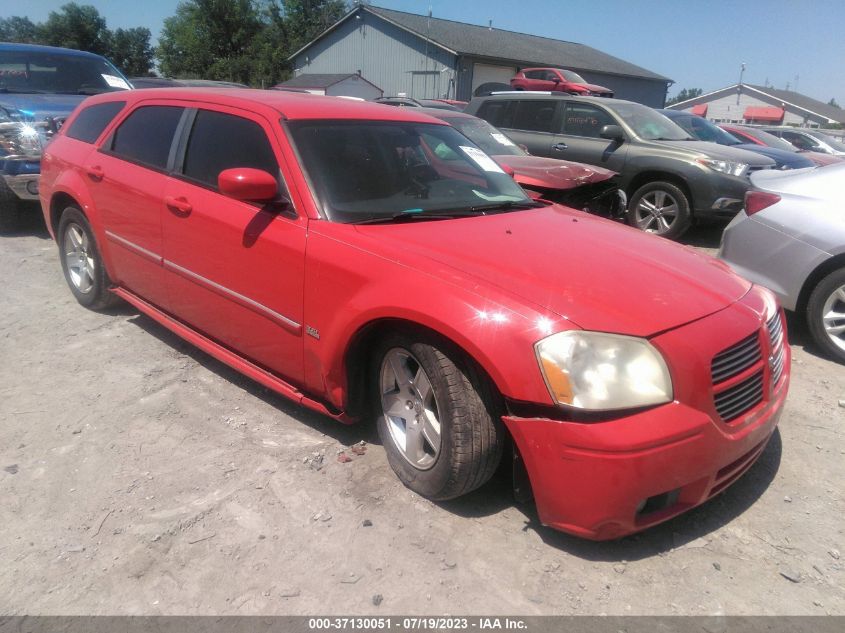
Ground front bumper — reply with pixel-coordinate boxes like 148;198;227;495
504;290;790;540
2;173;40;200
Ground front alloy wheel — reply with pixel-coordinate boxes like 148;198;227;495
372;332;503;500
628;181;691;239
380;348;442;470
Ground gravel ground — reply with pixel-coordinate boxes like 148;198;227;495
0;213;843;615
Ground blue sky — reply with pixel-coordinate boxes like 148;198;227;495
4;0;845;105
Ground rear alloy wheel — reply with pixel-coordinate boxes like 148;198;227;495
628;181;691;239
58;207;120;310
807;267;845;363
373;333;503;500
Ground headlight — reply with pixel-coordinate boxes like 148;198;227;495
0;121;44;158
696;158;748;177
535;331;673;410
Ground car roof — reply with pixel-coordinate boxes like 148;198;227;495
0;41;107;60
81;88;449;124
472;92;633;106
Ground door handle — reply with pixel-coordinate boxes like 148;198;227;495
165;196;192;216
86;165;104;181
552;143;568;152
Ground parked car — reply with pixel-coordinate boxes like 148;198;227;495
762;127;845;157
0;42;130;231
40;89;788;540
419;107;625;218
510;68;614;98
375;96;462;111
720;164;845;363
129;77;248;89
466;92;776;238
719;124;843;167
660;110;816;171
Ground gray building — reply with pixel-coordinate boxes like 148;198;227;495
668;83;845;128
289;4;672;106
274;73;383;100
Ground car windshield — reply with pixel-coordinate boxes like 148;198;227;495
0;50;129;95
807;130;845;152
440;116;525;157
611;103;691;140
729;127;798;152
560;70;586;84
289;120;533;224
672;114;741;145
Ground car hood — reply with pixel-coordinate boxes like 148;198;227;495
492;154;615;190
354;206;750;337
0;93;87;120
578;83;613;93
733;143;815;169
654;139;776;167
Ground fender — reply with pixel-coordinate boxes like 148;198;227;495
301;227;568;411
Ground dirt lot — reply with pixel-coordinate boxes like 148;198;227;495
1;212;843;616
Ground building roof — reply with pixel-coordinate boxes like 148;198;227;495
669;83;845;124
291;5;671;84
279;73;360;89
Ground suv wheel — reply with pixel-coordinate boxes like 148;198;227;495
628;181;691;239
806;267;845;363
373;332;503;500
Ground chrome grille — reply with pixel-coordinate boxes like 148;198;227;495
711;332;761;384
767;312;785;385
714;370;764;421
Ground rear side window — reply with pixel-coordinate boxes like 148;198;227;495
182;110;278;189
110;105;184;170
512;100;558;133
476;100;516;128
65;101;125;144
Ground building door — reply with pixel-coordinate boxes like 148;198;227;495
471;63;517;92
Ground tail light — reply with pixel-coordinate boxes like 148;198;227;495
745;190;781;216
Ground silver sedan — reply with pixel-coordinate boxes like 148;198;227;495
719;163;845;363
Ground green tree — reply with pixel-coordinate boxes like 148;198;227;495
157;0;264;83
38;3;110;55
828;98;840;109
280;0;347;53
666;87;703;106
108;27;154;76
0;16;39;43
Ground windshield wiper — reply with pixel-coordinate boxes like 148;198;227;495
351;211;479;225
465;200;545;213
0;88;50;94
350;200;544;225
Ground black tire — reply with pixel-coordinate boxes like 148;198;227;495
627;181;692;240
806;267;845;364
372;331;503;500
57;206;121;310
0;177;23;234
473;82;512;97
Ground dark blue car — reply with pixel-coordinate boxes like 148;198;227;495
0;42;130;231
659;109;815;171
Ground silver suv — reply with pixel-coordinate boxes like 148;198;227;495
466;93;776;239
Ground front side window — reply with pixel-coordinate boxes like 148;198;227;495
183;110;279;189
512;101;558;133
562;103;616;138
110;106;184;170
560;69;587;84
288;121;531;224
65;101;126;144
0;50;130;95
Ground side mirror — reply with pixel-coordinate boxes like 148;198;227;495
498;162;516;178
218;168;278;202
600;124;624;141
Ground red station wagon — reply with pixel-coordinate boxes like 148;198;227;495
40;89;789;540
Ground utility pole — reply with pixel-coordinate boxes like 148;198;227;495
736;62;746;105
